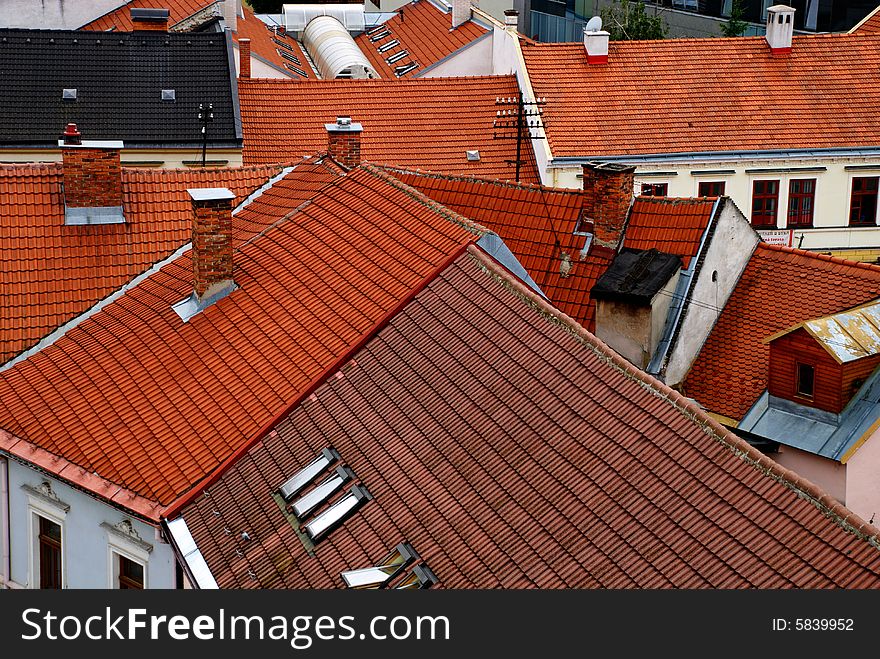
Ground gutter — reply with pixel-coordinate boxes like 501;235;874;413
0;457;9;587
548;147;880;167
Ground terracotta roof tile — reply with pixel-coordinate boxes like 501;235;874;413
354;0;487;79
238;76;541;183
851;6;880;33
233;7;313;79
624;197;717;268
685;244;880;420
180;246;880;589
0;162;282;364
0;164;474;505
522;33;880;157
81;0;211;31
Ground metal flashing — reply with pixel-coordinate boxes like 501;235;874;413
64;205;125;226
166;517;219;589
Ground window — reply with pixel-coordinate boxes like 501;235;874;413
751;179;779;227
118;554;144;589
640;183;667;197
37;516;62;589
341;543;418;589
279;447;340;501
698;181;725;197
787;179;815;228
303;485;371;541
796;363;815;398
850;177;879;226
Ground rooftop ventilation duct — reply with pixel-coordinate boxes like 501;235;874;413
302;16;378;79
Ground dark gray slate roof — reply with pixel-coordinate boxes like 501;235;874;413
590;248;682;304
0;28;241;147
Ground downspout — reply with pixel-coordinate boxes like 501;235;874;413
647;196;721;376
0;457;9;587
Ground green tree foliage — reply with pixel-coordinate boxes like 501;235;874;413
599;0;667;41
719;0;749;37
246;0;285;13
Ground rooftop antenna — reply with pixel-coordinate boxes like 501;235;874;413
493;92;547;183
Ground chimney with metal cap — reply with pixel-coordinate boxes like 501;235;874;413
765;5;795;55
326;117;363;169
131;8;170;31
503;9;519;32
239;38;251;79
582;162;636;249
59;123;125;225
189;188;236;301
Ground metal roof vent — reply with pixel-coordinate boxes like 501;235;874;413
466;150;480;161
161;89;176;102
62;88;77;101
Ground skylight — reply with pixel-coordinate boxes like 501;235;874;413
386;50;409;64
273;37;293;51
395;564;438;589
284;64;309;78
369;29;391;42
303;485;371;540
278;49;302;66
394;62;418;77
279;447;340;501
377;39;400;53
291;466;353;518
341;543;418;589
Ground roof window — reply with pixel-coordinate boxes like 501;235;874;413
279;447;340;501
394;62;418;76
369;28;391;42
386;50;409;64
340;543;418;588
62;88;77;101
377;39;400;53
291;466;354;518
161;89;175;102
395;564;438;589
303;485;372;540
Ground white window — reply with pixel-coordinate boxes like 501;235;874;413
102;519;152;589
23;481;69;589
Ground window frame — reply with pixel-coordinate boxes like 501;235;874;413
751;179;780;228
849;176;879;227
24;482;69;590
786;178;816;228
640;182;668;197
104;521;152;589
796;362;815;399
698;181;726;197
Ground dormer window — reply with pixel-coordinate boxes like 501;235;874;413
796;363;815;398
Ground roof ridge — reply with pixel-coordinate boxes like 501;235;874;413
360;163;490;237
467;244;880;549
379;165;583;195
758;242;880;274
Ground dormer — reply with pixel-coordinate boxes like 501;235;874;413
765;300;880;414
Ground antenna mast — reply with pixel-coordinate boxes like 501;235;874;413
493;92;547;183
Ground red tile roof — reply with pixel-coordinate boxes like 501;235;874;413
522;33;880;158
388;169;609;329
81;0;213;31
234;6;313;79
685;244;880;420
354;0;487;79
238;76;541;183
0;163;476;506
0;162;281;365
179;246;880;589
624;197;717;268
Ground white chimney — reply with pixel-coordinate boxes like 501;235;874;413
503;9;519;32
223;0;241;32
583;19;609;65
765;5;795;54
452;0;472;28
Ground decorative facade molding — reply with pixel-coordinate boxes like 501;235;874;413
21;481;70;514
101;519;154;554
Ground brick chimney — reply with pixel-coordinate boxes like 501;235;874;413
583;23;610;64
326;117;362;169
59;123;125;225
765;5;795;55
189;188;235;301
131;8;170;31
582;162;635;249
239;38;251;79
452;0;472;28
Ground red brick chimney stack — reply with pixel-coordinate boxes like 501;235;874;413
582;162;636;249
131;8;170;31
326;117;363;169
239;38;251;79
188;188;236;300
59;123;125;216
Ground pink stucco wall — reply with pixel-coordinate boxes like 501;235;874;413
844;428;880;525
773;445;847;504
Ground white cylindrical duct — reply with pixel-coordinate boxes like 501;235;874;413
302;16;378;79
